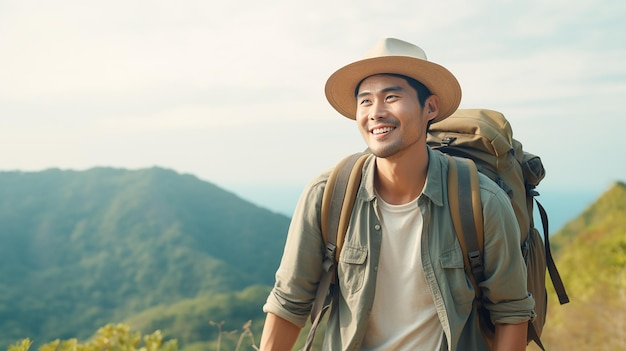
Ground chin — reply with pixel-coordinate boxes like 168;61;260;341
369;147;397;159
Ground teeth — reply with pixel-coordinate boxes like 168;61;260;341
372;127;394;135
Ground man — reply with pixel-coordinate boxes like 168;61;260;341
260;38;535;350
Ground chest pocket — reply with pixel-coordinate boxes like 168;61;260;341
338;245;368;294
440;245;475;308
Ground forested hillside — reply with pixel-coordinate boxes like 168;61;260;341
538;181;626;350
0;167;290;349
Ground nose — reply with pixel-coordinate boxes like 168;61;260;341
368;100;388;120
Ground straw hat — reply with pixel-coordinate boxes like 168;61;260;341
325;38;462;122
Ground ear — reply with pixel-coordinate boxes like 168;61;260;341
424;95;440;122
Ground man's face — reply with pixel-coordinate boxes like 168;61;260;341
355;74;433;159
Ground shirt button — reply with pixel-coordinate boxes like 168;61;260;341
374;266;378;271
374;224;381;231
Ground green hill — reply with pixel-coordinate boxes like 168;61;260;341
540;181;626;350
0;167;290;349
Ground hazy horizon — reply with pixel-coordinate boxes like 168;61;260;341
219;179;611;234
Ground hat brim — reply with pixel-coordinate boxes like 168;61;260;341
325;56;462;123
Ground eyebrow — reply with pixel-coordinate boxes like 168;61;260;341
356;85;405;100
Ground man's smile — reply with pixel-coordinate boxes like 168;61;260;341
371;126;396;135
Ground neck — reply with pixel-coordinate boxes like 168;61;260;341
374;145;429;205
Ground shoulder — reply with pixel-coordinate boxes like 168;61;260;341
307;168;331;192
477;172;521;241
296;168;330;211
296;153;377;218
477;172;511;206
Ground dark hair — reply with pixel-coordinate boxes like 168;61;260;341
354;73;432;107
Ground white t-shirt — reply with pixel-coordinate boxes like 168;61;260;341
362;195;444;350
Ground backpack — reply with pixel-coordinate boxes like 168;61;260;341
304;108;569;351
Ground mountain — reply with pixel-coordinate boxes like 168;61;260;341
0;167;290;349
538;181;626;350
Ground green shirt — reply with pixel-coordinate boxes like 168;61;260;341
264;147;535;350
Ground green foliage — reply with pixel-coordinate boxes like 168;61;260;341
8;324;177;351
7;340;32;351
125;285;270;348
550;181;626;254
539;182;626;350
5;322;266;351
0;168;289;349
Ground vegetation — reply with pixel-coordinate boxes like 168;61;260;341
3;321;326;351
535;181;626;350
6;324;177;351
5;320;268;351
0;167;289;350
124;286;270;349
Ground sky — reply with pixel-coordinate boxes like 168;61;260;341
1;0;625;218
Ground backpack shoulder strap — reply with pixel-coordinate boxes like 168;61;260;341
448;155;498;346
305;152;369;350
446;155;485;296
449;155;556;351
320;152;370;262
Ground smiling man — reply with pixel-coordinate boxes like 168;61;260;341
260;38;535;351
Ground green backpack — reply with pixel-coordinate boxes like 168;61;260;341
305;109;569;351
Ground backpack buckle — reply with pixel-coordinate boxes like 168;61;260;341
322;243;337;272
441;136;457;147
526;183;540;197
468;250;486;282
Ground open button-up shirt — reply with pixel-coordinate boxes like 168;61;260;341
264;147;535;350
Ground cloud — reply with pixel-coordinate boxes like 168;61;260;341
1;0;625;195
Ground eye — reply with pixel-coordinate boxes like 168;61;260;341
385;94;399;102
359;98;372;105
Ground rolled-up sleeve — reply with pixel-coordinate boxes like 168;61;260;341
263;172;328;328
478;179;536;325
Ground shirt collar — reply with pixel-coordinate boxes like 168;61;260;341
359;146;445;207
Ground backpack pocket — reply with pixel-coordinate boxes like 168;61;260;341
522;152;545;187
